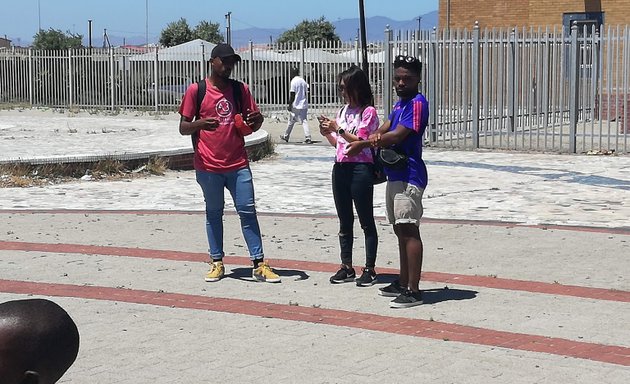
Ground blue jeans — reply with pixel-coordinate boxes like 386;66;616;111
331;162;378;268
196;167;264;261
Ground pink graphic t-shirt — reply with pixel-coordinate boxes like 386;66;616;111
334;105;380;163
178;79;257;173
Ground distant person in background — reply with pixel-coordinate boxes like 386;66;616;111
318;65;380;287
0;298;80;384
280;67;312;144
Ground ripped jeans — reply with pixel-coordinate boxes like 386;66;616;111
331;162;378;268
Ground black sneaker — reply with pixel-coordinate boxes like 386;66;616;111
355;268;377;287
279;134;289;143
378;280;405;297
389;290;424;308
330;265;356;284
304;138;313;144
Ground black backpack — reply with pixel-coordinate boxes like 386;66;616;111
191;78;243;151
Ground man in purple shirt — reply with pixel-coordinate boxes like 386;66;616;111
347;54;429;308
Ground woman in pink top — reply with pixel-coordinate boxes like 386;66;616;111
318;65;380;287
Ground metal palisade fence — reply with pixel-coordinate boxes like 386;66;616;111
0;24;628;154
401;24;630;154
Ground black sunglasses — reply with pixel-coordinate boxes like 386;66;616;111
394;55;418;65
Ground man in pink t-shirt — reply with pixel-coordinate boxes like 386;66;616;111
179;43;280;284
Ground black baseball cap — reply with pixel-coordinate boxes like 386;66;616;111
211;43;241;61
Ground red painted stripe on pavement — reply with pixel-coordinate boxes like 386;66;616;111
1;240;628;303
1;209;628;235
0;279;628;366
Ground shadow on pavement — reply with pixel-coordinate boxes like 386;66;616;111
377;273;478;305
420;287;478;304
229;267;310;281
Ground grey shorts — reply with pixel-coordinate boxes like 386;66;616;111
385;181;425;226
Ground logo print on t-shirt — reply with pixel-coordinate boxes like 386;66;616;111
216;98;232;117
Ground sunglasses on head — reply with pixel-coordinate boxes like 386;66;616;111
394;55;418;65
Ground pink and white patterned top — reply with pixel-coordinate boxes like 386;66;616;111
334;105;380;163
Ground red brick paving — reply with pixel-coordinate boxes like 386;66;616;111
1;240;629;303
1;209;629;235
0;278;628;366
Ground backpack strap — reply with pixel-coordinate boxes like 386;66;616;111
191;79;207;151
230;79;243;114
195;79;206;120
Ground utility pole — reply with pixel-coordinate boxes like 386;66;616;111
37;0;41;31
88;19;92;53
358;0;368;74
145;0;149;46
225;12;232;45
416;16;422;31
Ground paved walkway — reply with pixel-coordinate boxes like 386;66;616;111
1;109;629;228
0;109;629;383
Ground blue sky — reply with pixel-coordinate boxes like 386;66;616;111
1;0;439;44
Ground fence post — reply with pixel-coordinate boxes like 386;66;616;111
28;48;33;106
153;46;159;112
384;26;393;117
472;21;480;148
568;23;579;153
109;47;115;110
508;29;516;134
299;39;305;77
68;49;73;107
428;27;437;143
248;40;254;91
200;41;206;81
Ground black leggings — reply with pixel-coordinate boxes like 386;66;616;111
331;162;378;268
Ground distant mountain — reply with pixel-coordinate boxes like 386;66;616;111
231;12;438;47
7;11;438;48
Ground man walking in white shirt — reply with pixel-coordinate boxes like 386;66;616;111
280;67;312;144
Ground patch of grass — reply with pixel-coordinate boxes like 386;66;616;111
0;135;276;188
92;158;124;175
146;156;168;175
0;156;170;188
246;137;275;162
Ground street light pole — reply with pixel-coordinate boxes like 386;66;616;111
88;19;92;52
225;12;232;45
145;0;149;46
358;0;368;74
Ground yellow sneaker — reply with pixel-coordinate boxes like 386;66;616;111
205;261;224;282
252;261;281;283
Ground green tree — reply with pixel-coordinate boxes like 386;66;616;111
32;28;83;50
193;21;223;44
276;16;340;44
159;18;193;47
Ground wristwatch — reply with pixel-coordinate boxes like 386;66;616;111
337;128;345;135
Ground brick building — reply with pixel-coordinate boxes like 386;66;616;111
438;0;630;30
